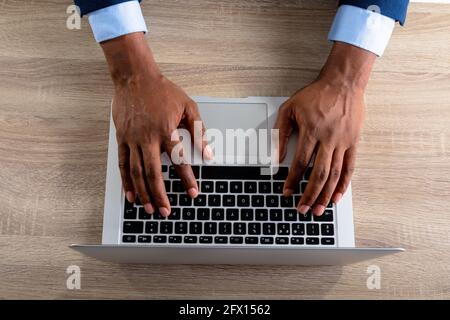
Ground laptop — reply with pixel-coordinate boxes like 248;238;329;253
71;96;403;265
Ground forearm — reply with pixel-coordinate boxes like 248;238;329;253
318;41;376;91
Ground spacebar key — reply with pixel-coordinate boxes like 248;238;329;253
201;166;270;180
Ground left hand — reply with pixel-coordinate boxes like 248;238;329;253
274;42;375;216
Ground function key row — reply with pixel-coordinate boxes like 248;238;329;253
122;235;334;245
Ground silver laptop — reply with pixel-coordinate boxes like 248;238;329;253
71;96;403;265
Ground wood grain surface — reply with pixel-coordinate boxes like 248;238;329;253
0;0;449;299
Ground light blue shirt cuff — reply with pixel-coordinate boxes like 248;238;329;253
87;1;148;43
328;5;395;57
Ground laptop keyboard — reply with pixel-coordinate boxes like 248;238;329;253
121;166;336;246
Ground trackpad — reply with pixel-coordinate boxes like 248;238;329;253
198;102;269;164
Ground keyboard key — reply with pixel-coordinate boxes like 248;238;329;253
168;208;181;220
298;211;312;221
153;210;165;220
280;196;294;207
201;181;214;193
291;237;304;245
169;236;182;243
233;223;246;235
230;181;242;193
214;236;228;244
313;209;334;222
226;209;239;220
212;208;225;220
124;200;137;219
269;209;282;221
273;166;288;180
182;208;195;220
134;196;142;206
145;222;158;234
122;235;136;243
208;195;221;207
255;209;268;221
138;207;152;220
172;181;184;193
306;237;319;245
189;222;202;234
245;237;258;244
153;235;167;243
327;202;333;208
164;180;171;192
197;208;210;220
276;237;289;245
191;166;200;179
277;223;290;235
301;182;308;193
240;209;253;221
160;222;173;234
215;181;228;193
263;223;276;235
307;223;320;236
294;196;301;206
321;238;335;245
273;182;284;194
321;224;334;236
200;236;213;244
138;235;152;243
248;223;261;235
169;166;178;179
292;223;305;235
237;195;250;207
179;194;192;206
258;182;271;194
175;222;188;234
219;222;232;235
167;193;178;206
202;166;270;180
161;165;168;172
260;237;274;244
244;182;257;193
123;221;143;234
204;222;217;234
251;195;264;207
284;209;297;221
223;195;235;207
230;236;243;244
266;195;279;207
184;236;197;243
193;194;207;206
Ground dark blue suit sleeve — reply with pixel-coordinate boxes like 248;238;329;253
74;0;142;16
338;0;409;25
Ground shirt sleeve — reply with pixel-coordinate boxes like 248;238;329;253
328;4;395;57
87;0;148;43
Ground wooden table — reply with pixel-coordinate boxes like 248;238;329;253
1;0;449;299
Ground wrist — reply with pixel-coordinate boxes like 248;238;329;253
318;42;376;91
100;32;161;87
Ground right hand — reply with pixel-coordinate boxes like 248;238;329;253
101;32;213;216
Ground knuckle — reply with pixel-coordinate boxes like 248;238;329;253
330;167;341;180
130;165;142;179
316;167;329;183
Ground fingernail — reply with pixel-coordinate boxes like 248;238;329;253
159;207;170;217
203;145;214;160
333;193;343;204
126;191;134;203
187;187;198;198
283;188;293;197
313;205;325;216
298;205;310;215
144;203;154;214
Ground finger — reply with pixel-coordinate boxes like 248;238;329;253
118;143;135;203
273;101;294;162
141;144;171;217
164;139;199;198
331;147;357;204
298;144;333;215
312;148;345;216
283;128;316;197
183;100;214;160
129;146;154;214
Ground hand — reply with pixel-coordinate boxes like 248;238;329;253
101;32;212;216
274;42;376;216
